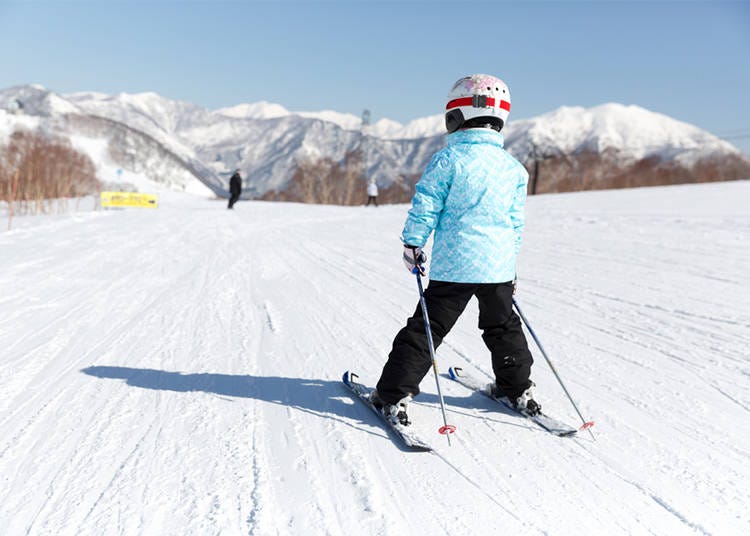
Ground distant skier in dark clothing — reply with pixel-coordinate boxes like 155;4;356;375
228;170;242;209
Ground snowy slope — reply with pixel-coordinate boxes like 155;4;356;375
0;109;39;143
1;182;748;535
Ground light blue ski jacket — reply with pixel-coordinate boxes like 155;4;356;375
401;128;529;283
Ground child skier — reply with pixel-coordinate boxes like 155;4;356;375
372;74;538;426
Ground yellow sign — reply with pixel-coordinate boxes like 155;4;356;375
100;192;159;209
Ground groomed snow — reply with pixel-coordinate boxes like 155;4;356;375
1;182;748;535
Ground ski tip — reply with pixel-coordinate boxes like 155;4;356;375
342;371;361;387
448;366;462;380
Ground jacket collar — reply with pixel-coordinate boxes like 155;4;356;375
447;128;505;148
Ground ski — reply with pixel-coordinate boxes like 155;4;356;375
448;366;579;437
342;371;432;452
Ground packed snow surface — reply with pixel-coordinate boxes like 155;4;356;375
1;182;749;535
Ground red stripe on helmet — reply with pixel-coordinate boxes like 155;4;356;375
446;97;510;111
446;97;474;109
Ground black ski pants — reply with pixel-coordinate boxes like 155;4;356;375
376;280;533;404
228;191;240;209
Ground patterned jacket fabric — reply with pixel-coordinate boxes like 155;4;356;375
401;128;529;283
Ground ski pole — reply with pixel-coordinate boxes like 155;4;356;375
414;268;456;445
512;297;596;440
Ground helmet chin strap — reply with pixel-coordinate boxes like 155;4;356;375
453;116;504;133
463;124;499;132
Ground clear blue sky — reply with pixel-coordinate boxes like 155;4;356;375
1;1;749;153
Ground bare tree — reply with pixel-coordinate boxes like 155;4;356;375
267;151;370;205
1;130;98;215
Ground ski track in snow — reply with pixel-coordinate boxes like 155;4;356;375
1;183;749;535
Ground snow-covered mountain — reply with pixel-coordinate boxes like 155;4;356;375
2;182;749;534
504;103;738;166
0;86;217;196
1;84;747;199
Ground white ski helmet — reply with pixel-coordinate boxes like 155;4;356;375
445;74;511;133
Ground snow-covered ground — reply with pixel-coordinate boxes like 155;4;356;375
1;182;748;535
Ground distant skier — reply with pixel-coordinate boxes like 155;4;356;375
228;169;242;209
365;181;379;206
371;74;538;426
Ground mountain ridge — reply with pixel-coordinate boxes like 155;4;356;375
1;84;747;199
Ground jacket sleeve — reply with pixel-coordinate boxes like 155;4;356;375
509;165;529;256
400;152;453;247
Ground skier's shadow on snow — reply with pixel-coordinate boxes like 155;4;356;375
81;366;526;444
